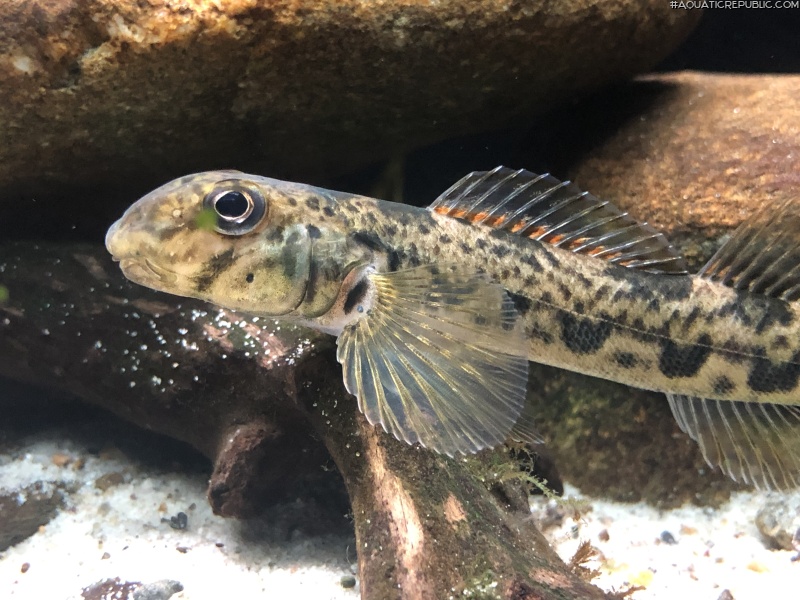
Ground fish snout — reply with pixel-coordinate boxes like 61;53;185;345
105;218;126;260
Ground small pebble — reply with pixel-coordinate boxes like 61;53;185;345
51;453;72;467
660;530;677;545
164;511;188;530
176;546;189;554
598;529;610;542
746;561;768;573
340;574;357;589
20;562;30;573
94;471;125;491
132;579;184;600
717;590;735;600
101;552;110;560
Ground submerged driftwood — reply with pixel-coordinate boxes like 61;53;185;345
0;241;610;600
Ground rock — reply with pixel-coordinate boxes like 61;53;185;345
0;482;67;551
755;494;800;551
0;1;699;214
132;580;184;600
566;72;800;246
80;578;182;600
81;578;140;600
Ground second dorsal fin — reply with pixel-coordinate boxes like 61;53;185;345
429;166;687;275
698;198;800;301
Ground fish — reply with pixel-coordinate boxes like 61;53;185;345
105;166;800;490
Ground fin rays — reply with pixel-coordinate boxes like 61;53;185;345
700;198;800;301
430;166;687;274
336;265;531;456
668;394;800;490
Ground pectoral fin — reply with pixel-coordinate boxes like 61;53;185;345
667;394;800;490
336;264;529;456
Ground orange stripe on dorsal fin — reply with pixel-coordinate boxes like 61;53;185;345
429;166;687;275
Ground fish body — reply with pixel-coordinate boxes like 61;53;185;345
106;167;800;489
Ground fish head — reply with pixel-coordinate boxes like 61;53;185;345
106;170;328;316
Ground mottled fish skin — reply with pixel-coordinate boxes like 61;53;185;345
337;197;800;407
106;171;800;406
106;169;800;486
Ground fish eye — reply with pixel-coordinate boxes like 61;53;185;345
204;183;267;235
215;191;250;220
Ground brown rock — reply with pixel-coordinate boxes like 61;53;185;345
51;452;73;467
0;0;699;204
568;72;800;247
94;471;125;491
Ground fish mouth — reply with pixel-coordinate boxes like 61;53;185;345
119;257;178;286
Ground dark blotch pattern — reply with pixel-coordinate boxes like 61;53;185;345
388;250;401;272
521;254;541;272
306;197;320;210
712;375;735;395
747;352;800;394
754;299;794;333
323;206;335;217
773;335;790;349
491;244;510;258
509;293;531;316
343;279;369;314
558;311;613;355
613;351;639;369
540;248;560;269
245;273;254;283
715;301;753;327
352;231;387;253
280;242;301;279
195;248;235;292
683;306;701;330
720;338;748;363
265;226;285;243
307;225;321;239
658;333;713;379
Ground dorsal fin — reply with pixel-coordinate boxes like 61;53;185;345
699;198;800;300
429;166;687;275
